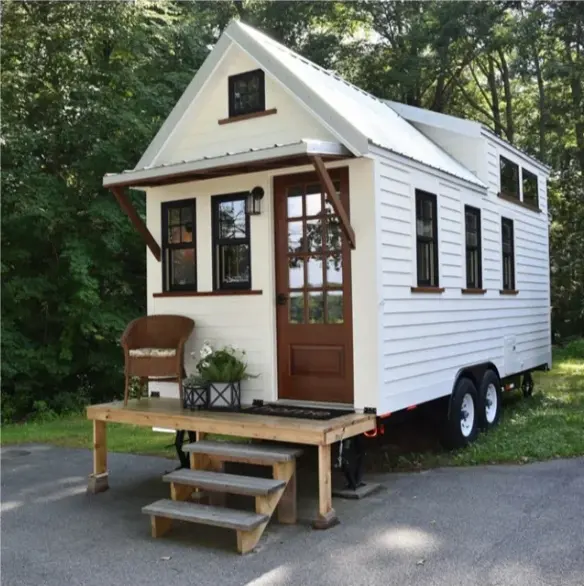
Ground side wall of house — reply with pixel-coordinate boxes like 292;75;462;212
373;144;550;416
145;157;379;408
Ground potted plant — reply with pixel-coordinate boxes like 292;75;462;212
191;342;254;410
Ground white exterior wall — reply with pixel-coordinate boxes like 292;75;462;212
373;142;551;416
145;158;377;407
154;45;336;166
411;122;487;181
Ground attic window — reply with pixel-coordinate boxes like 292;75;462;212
228;69;265;118
500;156;519;200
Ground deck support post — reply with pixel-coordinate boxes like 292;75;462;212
87;420;109;493
312;444;339;529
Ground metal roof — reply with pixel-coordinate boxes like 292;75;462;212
114;21;486;190
230;22;486;188
103;140;350;188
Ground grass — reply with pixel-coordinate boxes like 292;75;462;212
373;342;584;471
2;342;583;470
0;414;177;458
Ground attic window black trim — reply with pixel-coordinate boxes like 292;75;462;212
500;156;520;200
228;69;265;118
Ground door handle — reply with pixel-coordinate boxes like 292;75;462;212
276;293;288;306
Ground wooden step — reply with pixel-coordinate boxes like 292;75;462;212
163;469;286;497
142;499;268;531
183;440;303;465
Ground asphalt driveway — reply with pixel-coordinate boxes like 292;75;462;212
1;444;583;586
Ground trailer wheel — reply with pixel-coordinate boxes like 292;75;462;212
441;377;479;449
522;372;534;398
477;370;501;430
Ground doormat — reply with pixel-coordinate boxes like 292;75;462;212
242;403;353;421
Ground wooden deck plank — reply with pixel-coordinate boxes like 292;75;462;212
86;398;375;445
163;469;286;496
142;499;268;531
183;440;303;463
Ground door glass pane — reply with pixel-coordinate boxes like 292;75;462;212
287;194;303;218
220;244;250;285
288;256;304;288
326;217;342;250
305;185;322;216
288;221;303;252
306;218;323;252
326;291;343;324
308;291;324;323
289;292;304;324
326;254;343;287
306;256;323;287
170;249;196;287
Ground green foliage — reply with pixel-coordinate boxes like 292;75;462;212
195;344;254;383
1;0;582;420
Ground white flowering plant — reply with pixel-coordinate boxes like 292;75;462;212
191;342;253;383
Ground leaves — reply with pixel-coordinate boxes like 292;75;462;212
1;0;582;420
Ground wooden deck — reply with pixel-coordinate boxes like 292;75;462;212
86;398;376;528
87;398;375;445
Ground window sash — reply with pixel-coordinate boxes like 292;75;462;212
465;206;482;289
212;193;251;290
161;199;197;292
522;169;539;208
501;218;515;290
228;69;265;118
415;190;439;287
500;156;520;199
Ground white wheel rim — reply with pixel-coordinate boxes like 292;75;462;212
485;383;498;424
460;393;475;437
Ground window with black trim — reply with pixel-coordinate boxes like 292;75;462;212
465;205;482;289
415;190;439;287
212;193;251;290
162;199;196;292
501;217;515;290
522;169;539;208
228;69;265;118
500;156;520;199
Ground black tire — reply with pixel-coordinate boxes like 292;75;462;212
441;377;479;449
522;372;534;397
477;370;502;430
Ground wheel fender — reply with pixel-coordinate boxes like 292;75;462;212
447;363;500;419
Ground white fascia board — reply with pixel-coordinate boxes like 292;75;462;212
103;140;350;188
480;127;551;175
383;100;482;139
371;144;487;195
225;23;369;157
135;34;233;171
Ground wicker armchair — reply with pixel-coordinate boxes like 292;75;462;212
121;315;195;406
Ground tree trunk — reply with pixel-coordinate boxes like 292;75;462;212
533;46;547;160
498;49;514;144
486;55;503;136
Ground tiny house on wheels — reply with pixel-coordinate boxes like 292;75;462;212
104;21;551;453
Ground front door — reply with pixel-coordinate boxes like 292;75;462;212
274;168;353;404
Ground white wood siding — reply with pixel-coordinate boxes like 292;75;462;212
154;45;336;166
145;158;377;408
373;143;551;415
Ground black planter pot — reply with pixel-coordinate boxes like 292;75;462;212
183;382;209;410
207;381;241;410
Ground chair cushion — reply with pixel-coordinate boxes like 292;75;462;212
129;348;177;358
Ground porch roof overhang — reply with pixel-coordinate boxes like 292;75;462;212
103;140;352;189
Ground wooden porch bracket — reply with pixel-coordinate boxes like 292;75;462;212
311;156;356;249
110;186;161;262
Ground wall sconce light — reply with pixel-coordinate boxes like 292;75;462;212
246;186;264;215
